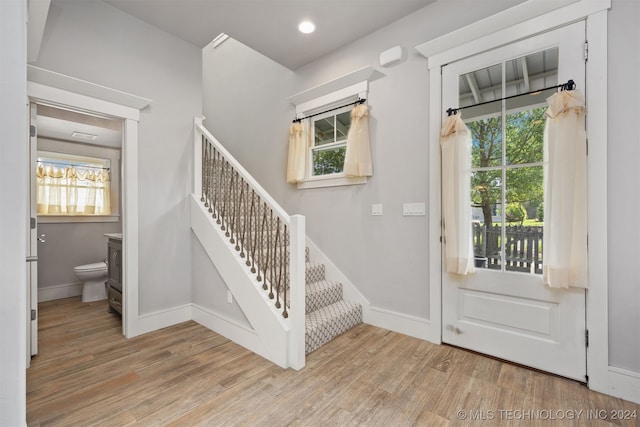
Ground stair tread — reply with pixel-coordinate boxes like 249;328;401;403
306;300;361;328
307;279;341;292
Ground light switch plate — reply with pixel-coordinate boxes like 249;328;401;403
372;204;383;216
403;203;426;216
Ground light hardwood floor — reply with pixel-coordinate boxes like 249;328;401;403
27;297;639;426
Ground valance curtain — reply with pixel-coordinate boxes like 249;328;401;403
440;114;475;275
344;104;372;177
543;90;588;288
287;121;307;184
36;164;111;215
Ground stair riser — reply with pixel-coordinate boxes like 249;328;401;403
305;303;362;354
305;263;325;284
306;281;343;314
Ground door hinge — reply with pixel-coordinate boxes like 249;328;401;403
30;125;36;137
31;309;37;321
30;217;36;229
584;41;589;61
585;329;589;348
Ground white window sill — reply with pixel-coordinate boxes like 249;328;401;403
38;215;120;224
297;175;367;190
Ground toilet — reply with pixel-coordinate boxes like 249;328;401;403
74;261;108;302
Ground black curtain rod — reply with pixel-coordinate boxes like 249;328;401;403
37;160;110;171
293;98;366;123
446;79;575;117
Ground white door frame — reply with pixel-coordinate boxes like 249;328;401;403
417;0;610;393
27;66;151;338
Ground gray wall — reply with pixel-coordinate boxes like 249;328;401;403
201;0;524;323
38;222;121;289
195;37;295;321
36;137;122;290
202;0;640;373
607;0;640;372
191;235;251;328
35;0;202;313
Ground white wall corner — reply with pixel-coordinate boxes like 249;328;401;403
27;0;50;63
127;303;193;338
367;307;435;343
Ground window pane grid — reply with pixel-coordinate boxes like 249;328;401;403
309;105;352;178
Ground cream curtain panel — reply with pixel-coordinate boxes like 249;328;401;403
543;90;588;288
37;164;111;215
344;104;372;177
440;114;475;275
287;121;307;184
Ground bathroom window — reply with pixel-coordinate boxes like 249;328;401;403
36;151;112;217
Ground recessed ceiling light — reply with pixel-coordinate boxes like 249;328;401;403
298;21;315;34
71;131;98;141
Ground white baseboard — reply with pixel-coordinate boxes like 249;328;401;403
126;303;192;338
191;303;270;361
607;366;640;404
305;237;438;343
38;282;82;302
367;306;436;343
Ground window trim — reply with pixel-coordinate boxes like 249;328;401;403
307;104;351;180
289;67;374;189
418;0;611;397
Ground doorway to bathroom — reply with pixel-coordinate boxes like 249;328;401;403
27;68;149;355
28;102;124;360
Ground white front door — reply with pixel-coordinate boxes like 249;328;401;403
441;22;587;381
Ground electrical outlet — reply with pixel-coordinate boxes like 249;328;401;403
372;203;383;216
227;290;233;304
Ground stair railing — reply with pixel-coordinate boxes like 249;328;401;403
193;118;305;369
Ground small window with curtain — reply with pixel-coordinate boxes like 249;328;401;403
36;151;111;216
288;73;374;189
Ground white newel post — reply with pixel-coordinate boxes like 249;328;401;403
193;117;203;197
288;214;306;370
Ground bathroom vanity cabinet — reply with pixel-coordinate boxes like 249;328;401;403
106;235;123;315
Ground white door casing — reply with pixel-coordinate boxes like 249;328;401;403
27;67;150;339
26;102;39;365
441;22;587;381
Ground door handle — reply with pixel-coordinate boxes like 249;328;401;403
38;234;46;243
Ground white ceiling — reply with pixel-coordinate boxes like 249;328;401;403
37;0;437;143
103;0;437;70
37;104;123;148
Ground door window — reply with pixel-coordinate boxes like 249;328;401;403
462;47;558;274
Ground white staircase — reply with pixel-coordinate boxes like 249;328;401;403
191;119;361;368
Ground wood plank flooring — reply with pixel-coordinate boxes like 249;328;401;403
27;297;639;426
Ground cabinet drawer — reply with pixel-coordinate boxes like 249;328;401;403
108;286;122;315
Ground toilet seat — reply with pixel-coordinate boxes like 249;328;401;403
74;262;107;273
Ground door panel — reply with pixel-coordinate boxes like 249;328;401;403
442;22;586;381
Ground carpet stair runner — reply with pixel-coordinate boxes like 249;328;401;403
303;248;362;354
